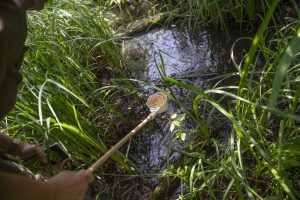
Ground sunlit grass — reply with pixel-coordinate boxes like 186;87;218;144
1;0;299;199
1;0;133;172
155;4;300;199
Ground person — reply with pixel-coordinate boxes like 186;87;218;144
0;1;94;199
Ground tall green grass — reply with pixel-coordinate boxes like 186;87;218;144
1;0;299;199
155;2;300;199
92;0;275;33
1;0;134;172
156;0;297;33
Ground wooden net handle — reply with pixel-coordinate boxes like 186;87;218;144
87;111;157;174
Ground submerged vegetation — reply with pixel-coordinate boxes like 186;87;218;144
1;0;300;199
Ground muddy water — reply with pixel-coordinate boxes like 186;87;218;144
114;26;251;199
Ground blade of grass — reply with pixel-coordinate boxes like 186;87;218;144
269;28;300;108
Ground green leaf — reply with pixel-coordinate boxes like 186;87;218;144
237;0;280;103
269;28;300;108
181;132;186;141
177;114;186;122
170;123;175;132
171;113;177;119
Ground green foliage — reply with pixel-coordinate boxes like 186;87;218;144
155;0;276;32
170;113;187;141
157;2;300;199
269;28;300;108
1;0;133;172
1;0;300;199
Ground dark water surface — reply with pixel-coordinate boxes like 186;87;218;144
102;25;252;199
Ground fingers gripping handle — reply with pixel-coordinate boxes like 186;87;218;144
87;112;157;174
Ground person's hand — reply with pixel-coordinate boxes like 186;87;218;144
46;170;94;200
51;159;69;171
18;143;47;164
28;0;47;10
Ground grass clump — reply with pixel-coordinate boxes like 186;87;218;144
156;2;300;199
1;0;134;173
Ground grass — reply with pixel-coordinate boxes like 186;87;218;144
1;0;300;199
153;2;300;199
151;0;276;33
1;0;135;173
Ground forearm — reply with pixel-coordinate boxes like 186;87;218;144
0;133;25;157
0;172;55;200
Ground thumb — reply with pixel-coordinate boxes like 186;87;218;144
34;144;47;164
83;170;94;183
